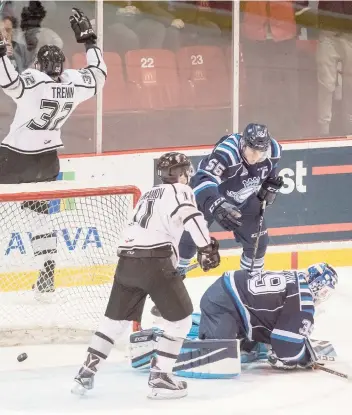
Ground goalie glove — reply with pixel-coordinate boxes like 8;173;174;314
69;8;97;45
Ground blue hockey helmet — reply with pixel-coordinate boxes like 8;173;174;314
306;263;338;305
242;123;271;152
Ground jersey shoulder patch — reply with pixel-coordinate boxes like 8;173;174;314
61;68;95;88
21;69;50;87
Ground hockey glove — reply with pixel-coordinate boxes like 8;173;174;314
257;176;284;206
210;198;242;231
197;237;220;272
0;32;7;57
268;349;314;370
69;8;97;45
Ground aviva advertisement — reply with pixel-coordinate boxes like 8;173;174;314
0;170;117;291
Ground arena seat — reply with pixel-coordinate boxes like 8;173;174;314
125;49;180;109
176;46;230;108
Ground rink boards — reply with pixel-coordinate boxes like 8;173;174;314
1;137;352;291
0;242;351;291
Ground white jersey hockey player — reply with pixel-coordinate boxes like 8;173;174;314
0;8;106;296
72;152;221;400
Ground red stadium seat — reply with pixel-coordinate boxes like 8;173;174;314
71;52;131;114
176;46;230;108
125;49;180;109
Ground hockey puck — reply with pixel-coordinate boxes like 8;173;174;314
17;353;28;362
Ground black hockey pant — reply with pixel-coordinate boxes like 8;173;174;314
0;147;59;184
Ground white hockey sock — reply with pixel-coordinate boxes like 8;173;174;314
88;316;130;360
154;333;184;374
240;253;264;272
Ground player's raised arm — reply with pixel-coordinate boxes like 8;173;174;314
0;32;26;99
61;8;107;104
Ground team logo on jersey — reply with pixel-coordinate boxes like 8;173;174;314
226;177;261;204
48;171;76;214
242;177;260;188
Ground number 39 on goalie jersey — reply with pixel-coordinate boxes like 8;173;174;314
119;183;211;260
223;270;315;362
0;47;107;154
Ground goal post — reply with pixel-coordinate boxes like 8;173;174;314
0;182;141;346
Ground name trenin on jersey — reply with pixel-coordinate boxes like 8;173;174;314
51;86;75;99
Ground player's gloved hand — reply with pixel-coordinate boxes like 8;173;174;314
268;349;314;370
257;176;284;206
69;8;97;45
197;237;220;272
210;198;242;231
0;32;7;57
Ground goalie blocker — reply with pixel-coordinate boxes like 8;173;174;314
129;329;241;379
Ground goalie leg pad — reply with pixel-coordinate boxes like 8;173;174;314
173;339;241;379
130;329;162;369
130;330;241;378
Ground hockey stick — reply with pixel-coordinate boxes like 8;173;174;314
250;200;267;273
305;338;351;381
185;262;200;273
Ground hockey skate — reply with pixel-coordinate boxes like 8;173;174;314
148;357;187;400
32;260;56;302
71;352;100;396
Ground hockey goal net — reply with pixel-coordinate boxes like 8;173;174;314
0;182;141;346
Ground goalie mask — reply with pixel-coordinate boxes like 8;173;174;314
306;263;338;305
157;152;194;185
35;45;65;77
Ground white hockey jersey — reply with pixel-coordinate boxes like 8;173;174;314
0;46;107;154
119;183;211;261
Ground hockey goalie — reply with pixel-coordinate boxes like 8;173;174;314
130;263;338;378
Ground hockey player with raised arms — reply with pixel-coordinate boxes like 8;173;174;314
0;7;106;297
72;152;220;400
179;123;283;274
198;263;338;370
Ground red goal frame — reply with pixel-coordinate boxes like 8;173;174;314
0;185;141;205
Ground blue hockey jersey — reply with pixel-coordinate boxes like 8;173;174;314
191;134;282;214
221;270;315;362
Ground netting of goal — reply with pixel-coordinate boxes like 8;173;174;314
0;181;141;346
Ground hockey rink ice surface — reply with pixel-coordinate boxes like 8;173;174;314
1;266;352;415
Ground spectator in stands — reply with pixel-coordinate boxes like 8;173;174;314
19;1;63;67
106;1;170;56
163;1;223;50
312;1;352;136
241;1;306;139
0;15;28;72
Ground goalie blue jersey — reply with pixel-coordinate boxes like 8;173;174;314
191;134;281;214
203;270;315;362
